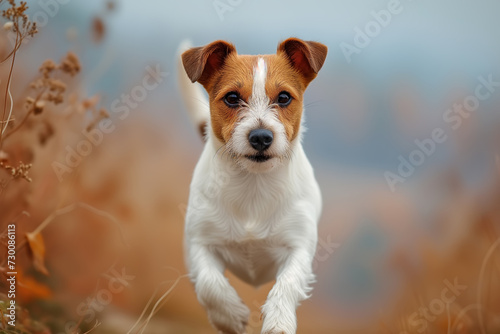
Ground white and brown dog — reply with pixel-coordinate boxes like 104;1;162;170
178;38;327;334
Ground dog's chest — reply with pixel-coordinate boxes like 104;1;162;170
215;237;285;286
221;172;289;223
212;208;289;286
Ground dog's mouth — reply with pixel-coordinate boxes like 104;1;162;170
245;154;272;163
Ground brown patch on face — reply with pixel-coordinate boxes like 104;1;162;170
205;54;256;143
265;54;309;142
206;52;318;143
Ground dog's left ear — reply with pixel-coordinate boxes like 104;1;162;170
277;38;328;85
182;40;236;88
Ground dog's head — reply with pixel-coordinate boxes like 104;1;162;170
182;38;327;173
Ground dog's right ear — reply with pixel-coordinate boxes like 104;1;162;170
181;40;236;87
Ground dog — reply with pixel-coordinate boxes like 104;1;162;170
178;37;327;334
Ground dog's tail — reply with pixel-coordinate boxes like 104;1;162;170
177;40;209;139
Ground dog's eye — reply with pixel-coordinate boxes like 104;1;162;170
224;92;240;108
277;92;292;107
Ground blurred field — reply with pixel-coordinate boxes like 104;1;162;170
0;0;500;333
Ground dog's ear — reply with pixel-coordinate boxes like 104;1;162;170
182;40;236;87
277;38;328;84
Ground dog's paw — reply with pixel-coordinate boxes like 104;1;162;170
261;298;296;334
261;327;294;334
207;298;250;334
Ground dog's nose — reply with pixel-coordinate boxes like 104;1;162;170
248;129;273;151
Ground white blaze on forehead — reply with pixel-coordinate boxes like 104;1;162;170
250;58;269;107
228;56;289;166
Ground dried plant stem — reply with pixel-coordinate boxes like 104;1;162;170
70;259;122;334
2;108;31;140
0;32;19;148
82;320;101;334
476;237;500;334
126;274;189;334
0;45;21;65
450;303;481;333
446;302;451;334
138;275;188;334
0;202;129;270
31;202;128;245
72;275;104;334
125;283;165;334
0;210;29;237
0;24;23;66
0;30;22;65
2;87;46;141
2;82;13;135
0;177;12;200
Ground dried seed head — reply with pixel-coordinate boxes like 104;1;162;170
60;52;81;76
34;100;45;115
3;21;13;30
25;96;35;109
1;0;38;39
48;79;66;92
99;108;109;118
0;160;33;182
40;59;57;77
39;122;54;145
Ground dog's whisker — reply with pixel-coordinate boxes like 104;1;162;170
222;146;232;160
304;100;322;108
192;96;210;108
213;144;226;160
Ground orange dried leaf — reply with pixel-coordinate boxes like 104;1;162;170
17;268;52;303
26;232;49;275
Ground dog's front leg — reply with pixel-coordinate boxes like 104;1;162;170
188;243;250;334
261;247;315;334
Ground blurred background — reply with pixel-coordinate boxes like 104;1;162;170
1;0;500;333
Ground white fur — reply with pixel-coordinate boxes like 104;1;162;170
228;58;289;173
182;55;322;334
177;40;210;134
